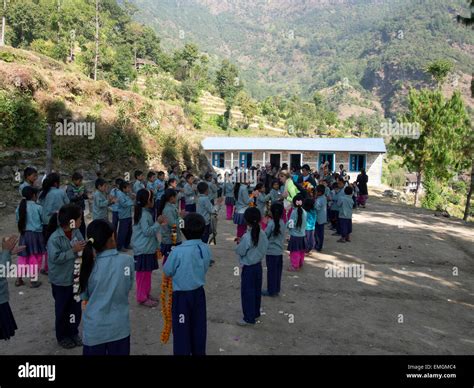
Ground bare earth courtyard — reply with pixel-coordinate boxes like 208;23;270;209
1;190;473;355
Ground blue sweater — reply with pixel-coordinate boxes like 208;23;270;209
337;194;354;219
196;194;216;225
15;201;45;232
81;249;134;346
92;190;109;220
131;209;160;255
315;195;328;225
116;190;133;220
235;229;269;266
163;240;211;291
287;208;307;237
47;227;84;286
39;187;70;224
265;219;286;256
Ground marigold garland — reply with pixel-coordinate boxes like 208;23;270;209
160;273;173;344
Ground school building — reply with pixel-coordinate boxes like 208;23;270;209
201;137;387;186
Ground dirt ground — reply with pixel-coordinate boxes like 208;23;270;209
0;189;473;355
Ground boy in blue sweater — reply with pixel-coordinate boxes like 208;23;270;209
337;186;354;243
314;184;328;252
163;213;211;355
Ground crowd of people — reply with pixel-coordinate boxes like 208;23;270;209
0;161;369;356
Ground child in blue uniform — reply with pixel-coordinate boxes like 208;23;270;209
314;184;328;252
110;178;123;233
262;203;286;297
18;166;38;195
46;204;85;349
235;207;269;326
16;186;46;288
337;186;354;243
92;178;112;221
183;174;197;213
66;172;89;238
116;181;134;251
157;189;183;261
223;178;235;220
80;220;134;355
196;182;222;245
303;197;316;253
287;194;307;271
133;170;146;194
0;235;25;340
131;189;165;308
163;213;211;355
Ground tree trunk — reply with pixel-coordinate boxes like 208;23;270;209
0;0;6;47
414;171;422;206
94;0;99;81
46;124;53;175
464;160;474;221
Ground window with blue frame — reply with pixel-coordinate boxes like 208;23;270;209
349;154;366;172
239;152;253;168
319;153;335;172
212;152;225;168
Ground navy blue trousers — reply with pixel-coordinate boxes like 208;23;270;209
201;224;210;244
117;217;132;250
241;262;262;324
112;212;119;234
172;287;207;355
265;255;282;296
83;336;130;356
51;284;81;342
185;204;196;213
339;218;352;238
314;223;325;251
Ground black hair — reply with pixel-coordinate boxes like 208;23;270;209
23;167;37;180
157;171;165;178
95;178;106;189
234;182;241;201
39;172;60;200
115;178;124;186
204;172;212;180
255;183;264;191
45;204;82;242
316;184;325;195
303;197;315;212
302;164;311;171
197;181;209;194
344;186;353;195
186;173;194;181
182;213;205;240
18;186;39;234
147;171;156;180
292;193;304;229
119;181;130;191
134;170;143;179
271;179;280;187
134;189;153;225
157;189;177;217
332;182;338;189
71;172;83;181
244;207;261;246
79;220;115;293
270;202;283;237
167;178;177;187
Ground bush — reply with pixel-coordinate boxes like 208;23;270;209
183;102;203;129
0;91;45;148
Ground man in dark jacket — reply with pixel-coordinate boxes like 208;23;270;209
298;164;317;188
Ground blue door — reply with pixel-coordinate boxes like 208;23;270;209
319;153;335;172
239;152;253;168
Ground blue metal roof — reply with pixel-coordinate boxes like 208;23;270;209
202;137;386;153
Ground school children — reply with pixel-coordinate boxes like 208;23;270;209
235;207;269;326
146;172;157;220
337;186;354;243
205;173;218;206
46;204;85;349
157;189;183;261
133;170;146;194
110;178;123;233
314;184;328;252
329;182;341;233
16;186;46;288
66;172;88;238
196;182;219;245
116;181;134;251
131;189;165;307
287;194;307;271
331;178;345;236
92;178;113;221
303;197;316;253
155;171;166;217
18;167;38;195
79;220;134;355
254;183;267;222
223;177;235;220
233;181;256;238
0;235;24;341
163;213;211;355
268;180;282;204
167;178;178;190
262;203;286;297
38;173;70;274
183;174;197;213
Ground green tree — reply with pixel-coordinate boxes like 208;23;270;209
236;91;258;127
215;59;243;131
425;59;454;88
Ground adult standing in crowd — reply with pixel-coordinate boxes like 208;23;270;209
298;164;317;188
356;168;369;208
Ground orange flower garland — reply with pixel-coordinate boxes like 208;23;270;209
160;273;173;344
